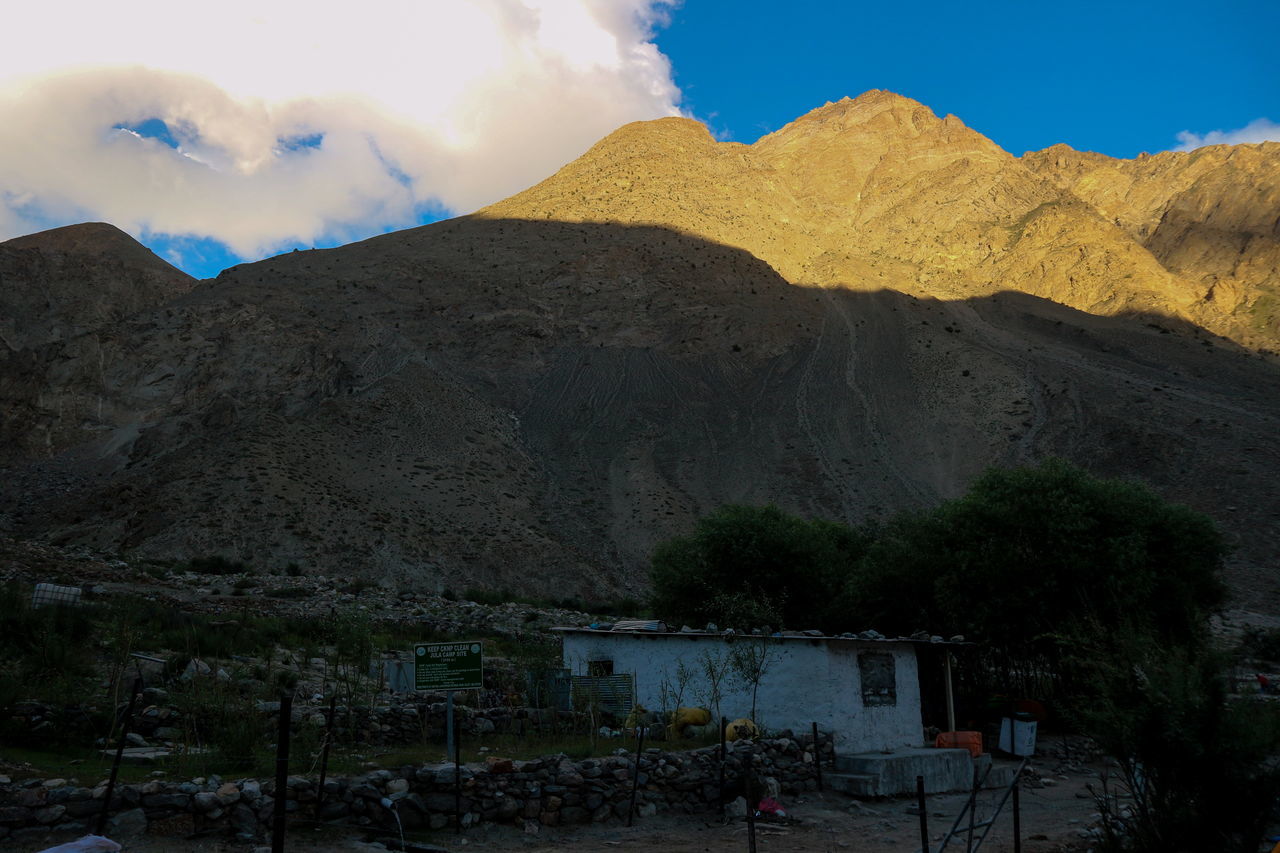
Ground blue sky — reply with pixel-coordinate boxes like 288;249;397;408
2;0;1276;279
657;0;1280;158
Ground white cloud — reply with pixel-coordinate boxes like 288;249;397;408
1174;118;1280;151
0;0;681;258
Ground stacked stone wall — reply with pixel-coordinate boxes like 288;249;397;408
0;731;833;845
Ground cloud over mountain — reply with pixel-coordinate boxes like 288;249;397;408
0;0;681;258
1175;117;1280;150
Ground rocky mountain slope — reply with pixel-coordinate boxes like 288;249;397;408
1;92;1277;605
0;222;196;352
1023;140;1280;348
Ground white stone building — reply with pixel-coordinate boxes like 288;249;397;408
557;627;942;753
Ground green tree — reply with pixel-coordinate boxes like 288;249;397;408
854;459;1226;653
649;504;872;631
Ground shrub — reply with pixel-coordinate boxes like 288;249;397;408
1238;626;1280;664
188;555;248;575
1074;635;1280;852
649;504;873;631
855;459;1226;653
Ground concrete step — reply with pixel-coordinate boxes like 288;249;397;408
824;772;881;797
831;748;974;796
973;754;1017;789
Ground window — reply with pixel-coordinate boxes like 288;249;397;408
858;651;897;707
587;659;614;677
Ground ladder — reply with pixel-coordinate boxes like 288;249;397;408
930;758;1028;853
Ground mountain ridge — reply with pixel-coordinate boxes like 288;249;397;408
0;222;196;352
1;92;1277;606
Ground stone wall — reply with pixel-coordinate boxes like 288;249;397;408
6;696;587;752
0;731;832;846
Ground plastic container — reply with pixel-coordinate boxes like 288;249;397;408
999;712;1038;756
935;730;983;757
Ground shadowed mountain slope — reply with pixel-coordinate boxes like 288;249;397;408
1;223;196;352
1;92;1277;604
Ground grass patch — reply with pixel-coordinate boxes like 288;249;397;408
461;587;645;617
1003;200;1062;244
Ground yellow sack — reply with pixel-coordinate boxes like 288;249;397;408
623;704;648;731
725;717;759;741
674;707;711;728
668;706;712;738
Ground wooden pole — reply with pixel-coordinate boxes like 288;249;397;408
745;742;757;853
964;767;978;853
95;677;141;835
272;692;292;853
944;652;956;733
917;775;929;853
315;695;336;819
1012;776;1022;853
454;700;462;833
445;690;455;762
718;716;727;820
812;721;824;792
627;725;646;827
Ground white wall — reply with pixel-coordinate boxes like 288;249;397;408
561;632;923;753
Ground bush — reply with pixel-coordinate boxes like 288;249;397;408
855;459;1226;653
649;504;873;631
188;555;248;575
464;587;515;606
1074;635;1280;852
1238;626;1280;664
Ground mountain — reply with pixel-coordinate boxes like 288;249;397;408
1022;141;1280;348
1;222;196;352
1;92;1277;606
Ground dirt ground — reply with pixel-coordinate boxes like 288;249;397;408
19;763;1102;853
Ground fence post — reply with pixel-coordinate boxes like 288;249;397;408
964;767;978;853
812;721;824;792
745;741;757;853
917;775;929;853
627;726;646;827
272;692;292;853
454;700;462;833
718;716;727;820
315;695;336;820
95;677;141;835
1012;775;1021;853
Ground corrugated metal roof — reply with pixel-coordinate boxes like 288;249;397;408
552;626;973;645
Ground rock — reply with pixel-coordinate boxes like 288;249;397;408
143;792;190;809
182;658;212;680
42;778;67;788
109;806;148;838
229;803;258;835
0;806;33;824
194;792;221;813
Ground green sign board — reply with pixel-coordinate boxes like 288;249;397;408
414;641;483;691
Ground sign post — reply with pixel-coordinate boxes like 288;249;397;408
415;641;484;760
